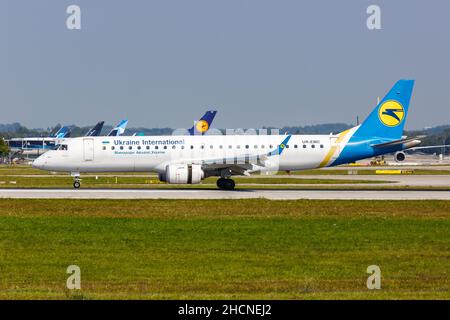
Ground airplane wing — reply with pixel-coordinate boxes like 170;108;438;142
189;135;292;176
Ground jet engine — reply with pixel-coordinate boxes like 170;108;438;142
394;151;406;162
161;164;204;184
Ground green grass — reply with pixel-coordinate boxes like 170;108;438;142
2;165;450;177
0;199;448;299
0;165;157;176
0;175;389;188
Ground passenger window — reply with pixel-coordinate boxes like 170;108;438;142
320;144;324;148
311;145;315;148
155;146;159;150
137;146;141;150
294;145;298;148
190;145;194;149
254;145;258;149
129;146;133;150
286;145;289;149
303;145;307;148
269;145;273;149
112;146;115;150
120;146;124;150
261;145;265;149
172;145;176;149
210;145;213;149
102;146;106;151
228;145;232;149
219;145;223;149
245;145;249;149
146;146;150;150
236;145;240;149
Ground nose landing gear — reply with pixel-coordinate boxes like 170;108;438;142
73;179;81;189
216;178;235;190
71;173;81;189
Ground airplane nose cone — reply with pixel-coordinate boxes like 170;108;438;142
32;156;45;169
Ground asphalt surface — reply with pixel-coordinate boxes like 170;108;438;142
1;188;450;200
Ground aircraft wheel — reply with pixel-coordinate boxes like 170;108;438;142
73;181;81;189
225;179;235;190
216;178;226;189
217;178;235;190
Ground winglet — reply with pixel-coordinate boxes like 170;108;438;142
268;135;292;156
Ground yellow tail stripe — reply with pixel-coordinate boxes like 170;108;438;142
318;129;350;168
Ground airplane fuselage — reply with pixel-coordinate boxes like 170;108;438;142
32;126;403;175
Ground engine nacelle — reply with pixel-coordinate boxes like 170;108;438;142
394;151;406;162
164;164;204;184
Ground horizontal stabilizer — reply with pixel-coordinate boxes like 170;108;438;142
371;135;425;149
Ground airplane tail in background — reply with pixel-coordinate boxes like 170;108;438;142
108;120;128;136
353;80;415;140
85;121;104;137
188;110;217;135
51;126;71;139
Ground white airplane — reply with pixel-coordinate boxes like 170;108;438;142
33;80;423;190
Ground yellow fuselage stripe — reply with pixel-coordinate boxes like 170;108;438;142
318;129;350;168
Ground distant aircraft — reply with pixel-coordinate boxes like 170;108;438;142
7;122;105;157
188;110;217;135
133;110;218;136
35;80;435;190
50;126;71;139
107;120;128;137
85;121;104;137
7;125;72;157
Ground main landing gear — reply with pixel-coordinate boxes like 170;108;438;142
216;178;235;190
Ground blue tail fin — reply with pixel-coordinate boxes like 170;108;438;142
354;80;415;140
51;126;71;138
85;121;104;137
108;120;128;136
188;110;217;135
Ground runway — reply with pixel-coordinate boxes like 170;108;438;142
1;188;450;200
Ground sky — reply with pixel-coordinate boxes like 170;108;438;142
0;0;449;130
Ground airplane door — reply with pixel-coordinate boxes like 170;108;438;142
83;138;94;161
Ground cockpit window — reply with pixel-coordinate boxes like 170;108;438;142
55;144;68;151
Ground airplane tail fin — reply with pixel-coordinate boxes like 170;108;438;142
52;126;71;138
108;120;128;137
353;80;415;140
85;121;105;137
188;110;217;135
